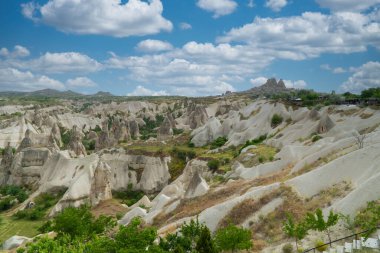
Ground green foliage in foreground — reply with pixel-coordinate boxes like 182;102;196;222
354;201;380;239
18;206;252;253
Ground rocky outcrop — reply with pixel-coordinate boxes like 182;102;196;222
184;171;209;199
2;235;32;250
90;161;113;206
158;114;176;140
51;123;62;147
191;117;222;147
1;142;14;168
113;119;130;142
317;113;335;134
244;78;288;96
127;119;140;138
68;125;86;157
17;129;33;152
96;121;115;150
187;104;209;129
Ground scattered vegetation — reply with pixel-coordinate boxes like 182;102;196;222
207;159;220;172
354;200;380;239
210;136;228;150
311;134;322;142
13;190;65;221
239;134;267;153
17;206;251;253
0;185;28;212
112;184;145;207
168;147;197;181
140;115;165;140
271;114;283;128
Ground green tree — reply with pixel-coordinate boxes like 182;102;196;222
271;114;283;128
215;224;252;252
283;213;308;251
196;226;217;253
354;201;380;239
305;209;339;246
115;217;157;251
207;159;220;172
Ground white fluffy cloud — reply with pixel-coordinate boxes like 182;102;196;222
283;79;307;89
250;77;268;86
265;0;287;12
218;11;380;58
66;77;97;87
340;61;380;93
320;64;347;74
0;45;30;58
0;68;65;91
26;52;101;73
127;85;168;96
179;22;192;30
21;0;173;37
136;40;173;52
316;0;380;12
197;0;238;18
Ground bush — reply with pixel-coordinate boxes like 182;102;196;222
13;191;64;220
214;224;252;252
239;134;267;153
271;114;283;128
282;243;294;253
312;135;322;142
314;240;327;252
258;156;265;163
112;184;144;207
210;136;228;150
207;159;220;172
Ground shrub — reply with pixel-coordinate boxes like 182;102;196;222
112;184;144;207
173;128;184;135
210;136;228;150
187;142;195;148
258;156;265;163
314;240;327;252
282;243;294;253
311;135;322;142
271;114;283;128
207;159;220;172
239;134;267;153
214;224;252;252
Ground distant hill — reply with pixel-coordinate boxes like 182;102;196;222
0;89;117;99
238;78;290;96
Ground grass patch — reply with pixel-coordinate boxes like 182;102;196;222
238;144;277;168
0;215;44;244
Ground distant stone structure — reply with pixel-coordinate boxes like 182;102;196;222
242;78;289;96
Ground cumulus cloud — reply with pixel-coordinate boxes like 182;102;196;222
66;77;97;87
283;79;307;89
265;0;287;12
0;68;65;91
179;22;192;30
316;0;380;12
247;0;255;8
250;77;268;86
218;11;380;58
21;0;173;37
320;64;347;74
0;45;30;58
197;0;238;18
24;52;101;73
136;40;173;52
127;85;168;96
340;61;380;93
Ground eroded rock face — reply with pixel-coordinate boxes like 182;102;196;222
158;114;176;140
51;123;62;147
127;119;140;138
184;171;209;199
96;121;115;150
2;235;32;250
187;104;209;129
17;129;33;152
90;161;113;206
191;117;222;147
68;125;86;157
317;113;335;134
1;142;14;168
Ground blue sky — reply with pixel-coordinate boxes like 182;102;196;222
0;0;379;96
